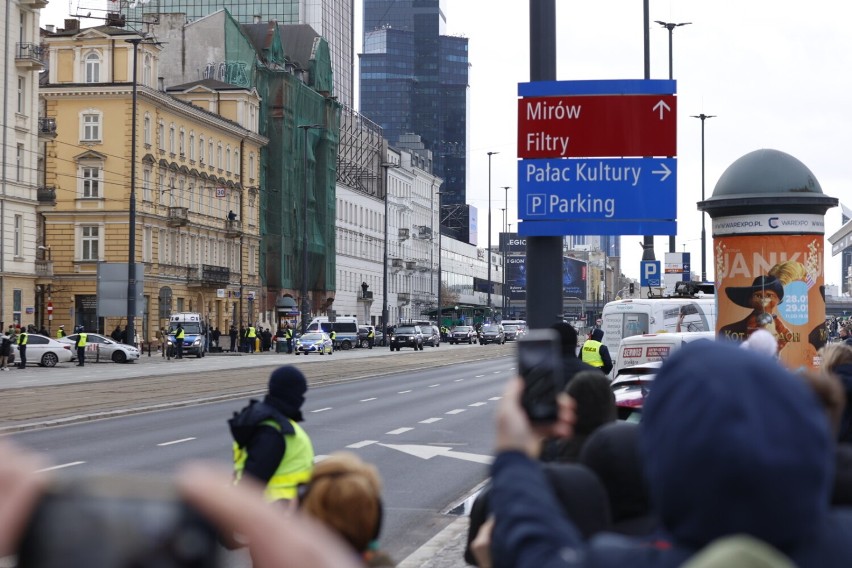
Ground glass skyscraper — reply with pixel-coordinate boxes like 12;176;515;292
124;0;354;106
360;0;469;212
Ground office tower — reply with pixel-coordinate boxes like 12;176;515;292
360;0;469;238
124;0;353;107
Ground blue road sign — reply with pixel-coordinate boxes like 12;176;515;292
641;261;662;287
518;79;676;97
518;158;676;222
518;219;676;237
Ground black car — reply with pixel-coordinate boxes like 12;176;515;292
449;325;476;345
479;324;506;345
423;325;441;347
390;325;424;351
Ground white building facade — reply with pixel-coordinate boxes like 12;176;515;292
1;0;46;330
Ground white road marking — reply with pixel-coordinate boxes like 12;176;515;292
398;390;412;394
475;375;485;378
157;437;196;446
492;371;501;374
446;409;465;415
380;443;493;465
37;461;85;472
419;417;443;424
489;397;502;401
311;407;333;413
428;384;440;388
386;427;414;435
360;397;377;402
455;379;464;382
469;402;487;407
347;440;378;449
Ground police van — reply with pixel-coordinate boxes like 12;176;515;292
306;316;359;350
166;312;206;358
613;331;716;378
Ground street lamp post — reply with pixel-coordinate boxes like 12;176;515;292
501;185;510;316
436;190;444;328
500;207;506;317
126;37;142;346
298;124;323;335
655;20;691;254
381;161;399;346
486;151;498;318
506;222;512;317
691;113;715;282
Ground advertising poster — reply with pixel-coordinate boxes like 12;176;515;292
715;234;825;369
562;257;587;298
506;256;527;302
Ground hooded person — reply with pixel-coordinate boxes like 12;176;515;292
581;328;613;375
229;366;314;502
489;340;852;567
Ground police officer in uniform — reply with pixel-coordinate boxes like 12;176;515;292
16;328;28;369
367;326;375;349
285;325;294;354
329;329;337;353
174;323;185;359
247;324;257;353
229;366;315;502
56;325;66;339
75;327;88;366
581;328;613;375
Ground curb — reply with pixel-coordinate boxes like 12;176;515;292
397;517;470;568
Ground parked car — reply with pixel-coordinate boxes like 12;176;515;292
59;333;141;363
611;360;662;423
479;324;506;345
294;332;333;355
11;334;73;367
390;325;424;351
448;325;476;345
357;326;376;348
423;325;441;347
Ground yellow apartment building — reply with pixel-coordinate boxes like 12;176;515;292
41;22;267;345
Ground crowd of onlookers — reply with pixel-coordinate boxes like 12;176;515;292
8;320;852;567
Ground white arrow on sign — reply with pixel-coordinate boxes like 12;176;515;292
651;162;672;182
379;443;493;465
653;99;671;120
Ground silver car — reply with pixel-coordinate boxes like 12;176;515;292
11;334;74;367
60;333;141;363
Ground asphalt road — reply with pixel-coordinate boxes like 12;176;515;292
1;342;517;564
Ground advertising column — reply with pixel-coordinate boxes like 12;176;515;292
699;149;837;370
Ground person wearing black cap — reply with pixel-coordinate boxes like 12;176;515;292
720;275;792;349
229;366;315;502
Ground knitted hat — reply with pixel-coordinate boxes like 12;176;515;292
267;366;307;408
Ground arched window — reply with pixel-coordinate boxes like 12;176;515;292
143;53;152;87
85;52;101;83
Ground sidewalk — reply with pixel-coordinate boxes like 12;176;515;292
398;517;470;568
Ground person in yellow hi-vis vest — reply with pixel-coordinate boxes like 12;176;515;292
75;326;88;367
229;366;314;504
581;328;613;375
248;325;257;354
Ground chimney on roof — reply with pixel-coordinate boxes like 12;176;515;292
45;24;55;33
64;19;79;31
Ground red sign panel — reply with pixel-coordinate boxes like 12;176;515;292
518;94;676;158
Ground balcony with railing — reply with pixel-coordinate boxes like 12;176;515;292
358;290;374;302
35;259;53;277
224;219;242;238
37;186;56;205
16;43;45;69
20;0;48;8
167;207;189;227
38;117;57;138
189;264;230;287
397;292;411;305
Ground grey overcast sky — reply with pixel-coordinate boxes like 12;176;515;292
42;1;852;289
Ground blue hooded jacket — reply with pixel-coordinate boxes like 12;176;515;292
490;340;852;567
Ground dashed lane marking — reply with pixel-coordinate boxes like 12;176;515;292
468;402;486;407
446;409;465;415
311;407;333;413
492;371;501;374
37;461;85;472
360;397;377;402
419;417;443;424
489;397;502;401
386;427;414;435
428;384;440;388
455;379;464;382
347;440;378;449
158;437;196;446
475;375;485;378
398;390;413;394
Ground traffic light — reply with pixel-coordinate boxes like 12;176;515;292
629;282;635;294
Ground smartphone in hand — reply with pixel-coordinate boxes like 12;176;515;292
518;329;563;424
17;474;222;568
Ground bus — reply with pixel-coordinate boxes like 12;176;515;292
600;297;716;377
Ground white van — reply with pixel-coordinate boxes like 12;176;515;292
601;298;716;376
306;316;359;350
613;331;716;378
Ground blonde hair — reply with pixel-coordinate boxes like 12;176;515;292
821;343;852;374
299;452;383;553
